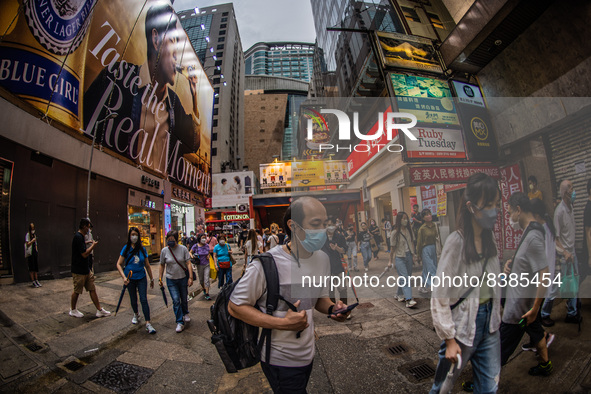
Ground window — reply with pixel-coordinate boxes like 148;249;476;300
213;108;218;115
218;37;225;42
214;69;221;75
217;44;224;50
402;7;421;23
221;17;228;22
212;133;218;141
260;119;265;123
212;147;217;156
427;12;444;29
220;23;227;28
219;30;226;35
259;129;265;133
217;52;223;58
215;60;222;67
213;78;220;84
259;139;265;142
212;119;218;127
214;97;219;104
222;12;229;16
261;106;265;110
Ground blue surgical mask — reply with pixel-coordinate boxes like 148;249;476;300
167;240;176;248
472;205;498;230
571;190;576;204
297;225;327;253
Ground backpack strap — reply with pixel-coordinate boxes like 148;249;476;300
254;253;299;364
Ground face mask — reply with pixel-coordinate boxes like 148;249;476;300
297;226;327;253
130;235;139;243
327;226;336;232
472;206;498;230
509;215;521;231
571;190;576;204
31;230;35;234
401;219;408;227
167;240;176;248
529;184;534;190
200;238;207;244
219;240;226;246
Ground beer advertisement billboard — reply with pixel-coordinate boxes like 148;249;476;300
0;0;213;196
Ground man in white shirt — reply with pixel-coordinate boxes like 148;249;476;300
229;197;350;392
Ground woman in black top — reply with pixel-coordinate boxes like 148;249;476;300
369;219;382;258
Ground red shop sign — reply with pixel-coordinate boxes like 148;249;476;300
409;165;500;185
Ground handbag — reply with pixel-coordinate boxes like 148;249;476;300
560;262;579;299
209;255;218;281
369;237;378;253
169;247;196;281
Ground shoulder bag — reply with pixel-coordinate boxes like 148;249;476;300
169;247;196;280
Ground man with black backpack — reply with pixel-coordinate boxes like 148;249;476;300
226;196;350;393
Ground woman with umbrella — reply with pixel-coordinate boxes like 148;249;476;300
116;227;156;334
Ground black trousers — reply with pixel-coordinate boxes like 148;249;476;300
261;361;313;394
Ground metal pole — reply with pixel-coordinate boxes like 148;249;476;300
86;112;117;218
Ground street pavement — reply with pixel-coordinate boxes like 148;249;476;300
1;248;591;393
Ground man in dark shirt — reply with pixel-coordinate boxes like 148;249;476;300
322;218;348;305
357;222;374;271
277;228;287;245
69;218;110;318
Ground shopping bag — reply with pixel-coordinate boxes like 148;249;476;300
560;262;579;299
209;255;218;281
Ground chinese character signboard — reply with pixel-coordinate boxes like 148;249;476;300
500;164;524;250
436;185;447;216
409;166;500;185
376;32;442;74
391;74;459;125
421;186;438;214
451;81;486;107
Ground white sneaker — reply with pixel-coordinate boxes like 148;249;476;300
132;313;140;324
35;280;42;287
146;323;156;334
69;309;84;318
176;323;184;333
365;267;369;272
406;299;417;308
418;287;429;294
396;295;405;302
183;315;191;323
96;308;111;318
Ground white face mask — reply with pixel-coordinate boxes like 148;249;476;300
130;235;139;243
509;215;521;231
200;238;207;244
219;240;226;246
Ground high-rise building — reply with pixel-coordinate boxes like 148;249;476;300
179;4;245;173
244;42;315;82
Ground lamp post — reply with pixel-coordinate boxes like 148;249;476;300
86;111;118;217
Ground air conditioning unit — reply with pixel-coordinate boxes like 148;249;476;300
236;203;248;213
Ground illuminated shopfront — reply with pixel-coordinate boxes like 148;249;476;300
127;189;164;258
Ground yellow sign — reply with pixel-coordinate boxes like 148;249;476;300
292;161;325;186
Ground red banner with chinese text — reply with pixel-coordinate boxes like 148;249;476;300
500;164;524;252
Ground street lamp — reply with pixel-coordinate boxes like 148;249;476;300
86;111;118;217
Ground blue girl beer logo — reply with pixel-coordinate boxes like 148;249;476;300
24;0;96;55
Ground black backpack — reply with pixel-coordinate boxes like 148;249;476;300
207;252;297;373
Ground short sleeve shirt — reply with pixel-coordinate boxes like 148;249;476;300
72;232;89;275
191;243;210;265
502;226;548;324
121;245;148;280
160;245;191;280
230;246;330;367
214;243;231;262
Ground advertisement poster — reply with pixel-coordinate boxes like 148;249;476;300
436;185;447;216
500;164;524;250
0;0;213;197
376;31;442;74
391;74;459;125
302;106;330;151
212;171;255;208
260;162;292;189
457;105;498;162
405;127;466;159
292;161;325;187
409;165;500;185
451;81;486;107
421;186;438;215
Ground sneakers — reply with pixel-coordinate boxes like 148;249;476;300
32;282;39;288
365;267;369;272
183;315;191;323
146;323;156;334
396;295;405;302
35;280;42;287
69;309;84;318
204;294;212;301
418;287;429;294
132;313;140;324
528;360;553;376
406;299;417;308
96;308;111;318
541;317;555;327
176;323;184;333
522;333;556;353
354;268;359;272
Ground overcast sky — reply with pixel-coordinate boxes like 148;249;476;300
173;0;317;51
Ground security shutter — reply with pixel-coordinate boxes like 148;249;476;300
546;111;591;250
